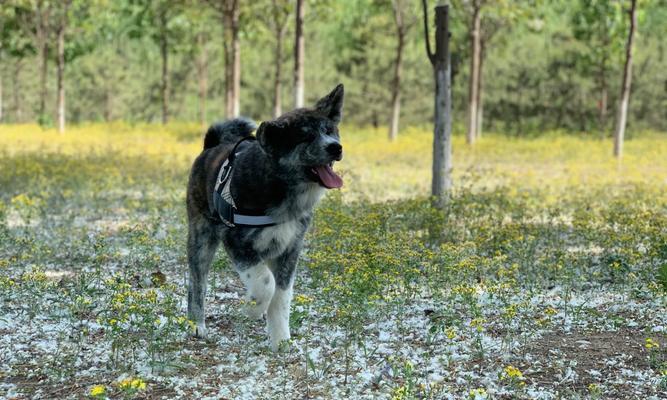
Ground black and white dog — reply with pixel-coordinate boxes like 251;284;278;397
186;84;344;350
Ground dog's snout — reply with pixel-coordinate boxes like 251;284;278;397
326;142;343;160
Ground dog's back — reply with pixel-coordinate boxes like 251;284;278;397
203;118;256;150
187;118;257;221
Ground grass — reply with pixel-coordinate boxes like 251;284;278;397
0;123;666;399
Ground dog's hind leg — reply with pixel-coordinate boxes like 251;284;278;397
267;248;299;351
237;263;276;320
187;218;219;338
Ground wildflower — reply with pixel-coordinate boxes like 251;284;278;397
545;307;558;316
445;327;456;340
131;378;146;390
645;338;660;349
588;383;601;395
468;388;488;399
294;294;313;305
470;318;485;333
118;377;147;391
90;385;105;397
504;365;524;380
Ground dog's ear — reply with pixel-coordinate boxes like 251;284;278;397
315;84;344;124
256;120;284;155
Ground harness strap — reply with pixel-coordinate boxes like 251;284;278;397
212;137;277;228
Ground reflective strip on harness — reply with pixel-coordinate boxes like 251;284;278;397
232;214;276;226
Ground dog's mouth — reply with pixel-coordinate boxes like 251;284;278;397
309;162;343;189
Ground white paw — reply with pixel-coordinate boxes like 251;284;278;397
270;335;291;352
193;323;207;338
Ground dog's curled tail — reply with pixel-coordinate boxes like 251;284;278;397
203;118;257;150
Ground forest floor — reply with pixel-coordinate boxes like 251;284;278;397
0;123;666;399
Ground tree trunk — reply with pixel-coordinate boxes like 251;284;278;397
613;0;637;159
222;0;240;118
425;3;452;207
476;39;485;138
0;62;3;122
222;16;232;118
197;31;208;128
160;18;169;125
273;27;284;118
39;38;48;121
231;6;240;117
389;0;405;142
13;60;22;122
599;63;608;135
56;24;66;133
466;0;481;145
294;0;305;108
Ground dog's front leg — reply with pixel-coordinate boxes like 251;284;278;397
187;218;219;338
267;249;299;351
237;263;276;320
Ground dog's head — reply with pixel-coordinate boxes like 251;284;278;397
256;84;345;189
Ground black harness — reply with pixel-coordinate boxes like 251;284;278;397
211;137;277;227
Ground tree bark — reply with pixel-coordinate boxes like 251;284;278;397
599;60;608;135
294;0;305;108
222;0;240;118
466;0;482;145
273;27;284;118
476;39;485;138
36;2;49;120
0;62;3;122
424;3;452;207
197;31;208;128
389;0;406;141
160;12;169;125
231;6;240;117
55;4;68;134
613;0;637;158
13;60;22;122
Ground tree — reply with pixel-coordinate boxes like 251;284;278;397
423;1;452;207
388;0;414;141
572;0;627;134
54;0;72;133
196;30;208;127
613;0;638;158
204;0;240;118
266;0;291;117
465;0;482;145
294;0;305;109
125;0;188;124
0;5;34;122
17;0;52;123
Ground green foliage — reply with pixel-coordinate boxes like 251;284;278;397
1;0;665;133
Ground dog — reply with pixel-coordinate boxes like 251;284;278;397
186;84;344;350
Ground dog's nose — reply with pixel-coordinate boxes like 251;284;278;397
326;142;343;160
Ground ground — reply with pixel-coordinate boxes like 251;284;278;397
0;124;666;399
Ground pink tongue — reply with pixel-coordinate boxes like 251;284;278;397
314;165;343;189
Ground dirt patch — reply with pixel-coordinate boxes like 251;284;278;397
523;329;666;396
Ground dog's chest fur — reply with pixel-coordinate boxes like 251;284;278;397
253;185;324;255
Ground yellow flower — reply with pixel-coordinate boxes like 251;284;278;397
545;307;558;316
503;365;524;380
445;327;456;340
645;338;660;349
131;378;147;390
118;378;132;389
468;388;487;399
90;385;105;396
